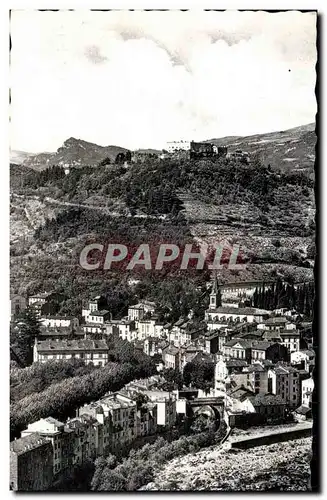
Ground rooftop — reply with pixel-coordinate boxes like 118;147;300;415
243;364;266;373
10;433;51;455
89;310;110;316
210;307;269;316
35;339;108;352
247;394;285;406
224;339;253;348
294;405;312;415
225;359;248;368
263;317;288;325
41;315;77;320
251;341;274;351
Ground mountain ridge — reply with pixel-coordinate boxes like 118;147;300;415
10;122;316;172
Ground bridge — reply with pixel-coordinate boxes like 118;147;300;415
187;396;225;425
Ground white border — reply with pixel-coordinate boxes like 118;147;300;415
1;2;324;499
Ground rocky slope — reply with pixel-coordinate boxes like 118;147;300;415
20;137;128;170
141;437;312;491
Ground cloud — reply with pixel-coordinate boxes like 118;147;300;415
10;10;317;152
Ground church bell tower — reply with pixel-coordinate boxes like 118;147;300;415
209;273;221;310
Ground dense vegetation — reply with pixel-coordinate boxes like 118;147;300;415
10;358;100;403
10;153;314;322
91;429;221;491
10;339;157;440
158;358;215;393
251;278;315;318
11;154;314;217
10;309;41;366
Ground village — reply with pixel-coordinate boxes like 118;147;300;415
10;276;315;491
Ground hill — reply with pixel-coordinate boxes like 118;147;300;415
10;150;35;165
21;137;128;171
206;123;316;173
141;437;311;491
9;122;315;315
13;123;316;172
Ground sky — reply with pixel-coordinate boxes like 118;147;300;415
10;10;317;152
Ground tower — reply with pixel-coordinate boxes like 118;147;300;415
209;273;221;310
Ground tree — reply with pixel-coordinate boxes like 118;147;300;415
161;368;183;391
10;308;41;366
183;360;215;393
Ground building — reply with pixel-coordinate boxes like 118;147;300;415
65;415;100;465
37;326;85;341
143;337;160;357
261;330;283;343
301;377;314;407
278;330;302;353
82;296;109;322
28;292;60;317
28;292;52;307
40;316;79;330
208;275;221;310
156;396;176;428
106;319;136;342
136;401;158;437
214;358;248;393
87;310;111;324
168;319;206;347
80;393;138;453
136;318;157;340
220;281;275;299
243;394;286;418
268;365;301;408
232;364;268;395
128;304;145;321
33;339;109;366
10;294;27;316
190;141;215;159
128;301;156;321
202;331;220;354
10;433;53;491
162;345;180;370
291;349;315;373
227;150;250;163
223;339;252;361
250;341;289;363
82;323;107;336
165;140;190;153
205;306;269;324
257;317;289;331
21;417;73;476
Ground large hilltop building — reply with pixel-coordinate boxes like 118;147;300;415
165;140;190;153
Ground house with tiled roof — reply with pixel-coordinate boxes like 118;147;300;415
10;433;53;491
230;363;269;395
268;364;302;408
33;338;109;366
21;418;73;476
244;393;286;418
250;341;289;363
205;306;270;324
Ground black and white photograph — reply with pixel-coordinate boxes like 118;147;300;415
8;8;318;492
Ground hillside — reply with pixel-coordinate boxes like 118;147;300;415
206;123;316;173
9;123;315;315
141;437;312;491
20;137;128;170
9;150;35;164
